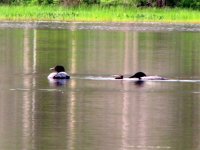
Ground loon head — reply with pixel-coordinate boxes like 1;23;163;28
131;72;146;80
51;65;65;73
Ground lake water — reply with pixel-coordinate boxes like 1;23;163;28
0;22;200;150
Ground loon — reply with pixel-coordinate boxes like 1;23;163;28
48;65;70;79
114;72;167;80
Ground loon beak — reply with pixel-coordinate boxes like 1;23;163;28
50;67;55;71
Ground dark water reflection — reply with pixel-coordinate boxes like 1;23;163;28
0;22;200;150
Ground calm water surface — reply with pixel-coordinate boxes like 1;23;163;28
0;22;200;150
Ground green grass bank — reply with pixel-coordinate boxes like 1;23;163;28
0;5;199;23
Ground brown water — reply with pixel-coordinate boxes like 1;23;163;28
0;22;200;150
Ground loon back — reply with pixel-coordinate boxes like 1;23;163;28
129;72;146;79
53;72;70;79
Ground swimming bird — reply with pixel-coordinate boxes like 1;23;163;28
48;65;70;79
114;74;124;79
129;72;146;79
115;72;167;80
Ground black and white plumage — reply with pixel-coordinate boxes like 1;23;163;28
48;65;70;79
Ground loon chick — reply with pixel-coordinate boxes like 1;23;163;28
114;72;146;80
115;72;167;80
48;65;70;79
114;75;124;79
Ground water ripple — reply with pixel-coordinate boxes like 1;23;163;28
0;21;200;32
126;145;171;149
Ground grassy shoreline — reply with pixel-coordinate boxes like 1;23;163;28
0;5;199;23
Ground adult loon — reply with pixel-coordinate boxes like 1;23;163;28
48;65;70;79
114;72;167;80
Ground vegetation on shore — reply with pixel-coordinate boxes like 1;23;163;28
1;0;200;9
0;5;199;23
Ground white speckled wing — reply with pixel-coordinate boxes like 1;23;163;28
54;72;69;78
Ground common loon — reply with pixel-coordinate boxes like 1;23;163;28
48;65;70;79
114;72;167;80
